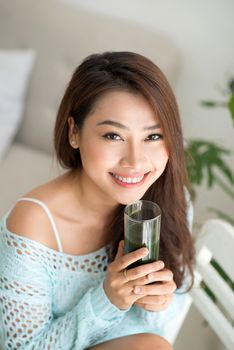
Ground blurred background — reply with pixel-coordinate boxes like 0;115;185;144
0;0;233;349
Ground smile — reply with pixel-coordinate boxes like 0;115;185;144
110;172;148;187
111;173;144;183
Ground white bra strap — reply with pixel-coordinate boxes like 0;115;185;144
16;197;63;253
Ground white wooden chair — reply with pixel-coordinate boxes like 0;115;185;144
190;219;234;350
164;219;234;348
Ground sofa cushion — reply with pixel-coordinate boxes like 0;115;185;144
0;49;35;162
0;143;64;216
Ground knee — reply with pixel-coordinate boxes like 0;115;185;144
135;333;174;350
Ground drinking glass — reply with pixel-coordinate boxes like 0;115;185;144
124;200;161;269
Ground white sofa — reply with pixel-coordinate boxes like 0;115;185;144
0;0;180;216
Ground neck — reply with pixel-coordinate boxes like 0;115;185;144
67;169;119;226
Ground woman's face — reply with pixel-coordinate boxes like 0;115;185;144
70;91;169;206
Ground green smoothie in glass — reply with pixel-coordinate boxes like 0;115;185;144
124;200;161;269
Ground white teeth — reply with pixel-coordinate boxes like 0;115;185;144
112;173;144;184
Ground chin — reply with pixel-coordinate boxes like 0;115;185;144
117;195;144;206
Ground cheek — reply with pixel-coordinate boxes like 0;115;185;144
154;146;169;170
161;149;169;167
80;143;117;168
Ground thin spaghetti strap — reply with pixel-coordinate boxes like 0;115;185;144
15;197;63;253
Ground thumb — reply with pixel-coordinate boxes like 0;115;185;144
114;240;125;261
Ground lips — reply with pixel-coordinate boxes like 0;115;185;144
109;172;149;187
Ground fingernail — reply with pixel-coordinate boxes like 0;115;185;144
147;273;153;280
142;248;148;255
158;261;164;268
134;286;142;294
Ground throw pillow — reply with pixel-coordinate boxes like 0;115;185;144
0;49;36;162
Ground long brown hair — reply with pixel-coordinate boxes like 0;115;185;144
54;51;195;290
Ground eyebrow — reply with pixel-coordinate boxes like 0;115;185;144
96;120;161;131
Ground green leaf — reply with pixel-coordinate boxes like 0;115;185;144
185;140;234;194
200;100;226;108
229;79;234;94
227;94;234;126
207;164;213;188
200;100;218;107
214;175;234;198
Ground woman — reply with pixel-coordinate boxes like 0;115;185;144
0;51;195;350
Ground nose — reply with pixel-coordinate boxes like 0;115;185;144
119;141;148;170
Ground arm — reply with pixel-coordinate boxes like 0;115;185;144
0;234;127;350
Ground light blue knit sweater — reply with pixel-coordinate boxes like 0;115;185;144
0;197;193;350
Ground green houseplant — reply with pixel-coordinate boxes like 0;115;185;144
185;78;234;225
185;79;234;315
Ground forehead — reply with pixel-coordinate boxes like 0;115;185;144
86;90;159;125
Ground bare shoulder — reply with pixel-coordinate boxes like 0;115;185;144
6;181;63;251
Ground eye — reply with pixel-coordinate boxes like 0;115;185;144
102;132;122;141
145;134;163;141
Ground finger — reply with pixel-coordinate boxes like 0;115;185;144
135;302;170;312
112;247;149;272
135;268;173;285
114;240;125;261
126;260;165;282
135;294;173;305
148;268;173;282
134;302;146;309
133;280;177;296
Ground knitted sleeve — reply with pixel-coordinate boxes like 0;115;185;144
0;233;127;350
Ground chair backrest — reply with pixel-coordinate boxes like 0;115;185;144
190;219;234;350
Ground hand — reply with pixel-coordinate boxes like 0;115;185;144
134;268;177;312
103;240;165;310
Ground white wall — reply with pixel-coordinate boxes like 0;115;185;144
61;0;234;225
